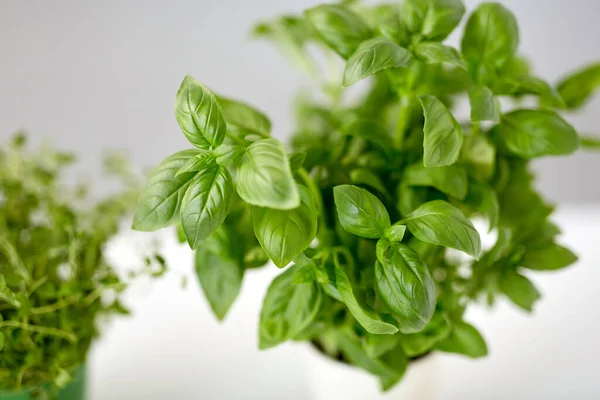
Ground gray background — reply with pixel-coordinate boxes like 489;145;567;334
0;0;599;202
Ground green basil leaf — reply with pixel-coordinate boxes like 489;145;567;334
213;144;245;167
365;333;401;359
304;4;372;59
335;330;406;391
521;244;578;271
259;266;322;349
180;163;233;248
461;3;519;77
496;75;564;106
293;263;317;284
414;42;467;70
375;244;435;334
342;120;395;155
460;135;496;182
195;245;243;321
468;85;499;123
419;95;464;167
464;183;499;232
333;185;391;239
175;153;212;176
581;135;600;150
335;263;399;335
350;168;390;198
289;152;307;172
175;75;227;149
436;321;487;358
253;186;318;268
384;224;407;243
405;200;482;258
237;138;300;209
252;16;316;74
396;182;428;217
400;313;451;357
377;9;410;47
492;109;579;158
216;96;271;136
404;163;468;200
132;150;200;231
556;62;600;110
343;38;413;87
403;0;465;41
499;269;541;312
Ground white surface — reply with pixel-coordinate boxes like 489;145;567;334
305;346;438;400
87;206;600;400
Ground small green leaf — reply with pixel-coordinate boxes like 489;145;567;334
180;163;233;248
499;269;541;312
237;138;300;209
195;245;243;321
400;313;451;357
333;185;391;239
365;333;401;359
492;109;579;158
396;182;428;217
335;330;406;391
213;144;245;167
405;200;482;258
496;75;564;106
436;321;488;358
175;76;226;148
403;0;465;41
304;4;372;59
335;262;399;335
342;120;395;155
217;96;271;136
343;38;413;87
132;150;201;231
414;42;466;70
375;244;436;333
384;224;407;243
521;244;578;271
461;3;519;78
464;183;499;232
259;266;322;349
377;9;410;47
468;85;500;122
253;186;318;268
460;135;496;182
289;152;307;172
404;163;468;200
581;135;600;150
175;153;213;176
419;95;464;167
293;263;317;284
350;168;390;197
556;62;600;110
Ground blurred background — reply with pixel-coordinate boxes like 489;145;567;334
1;1;599;399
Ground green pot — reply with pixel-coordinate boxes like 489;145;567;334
0;366;86;400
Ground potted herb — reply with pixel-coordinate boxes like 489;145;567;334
132;0;600;398
0;135;156;399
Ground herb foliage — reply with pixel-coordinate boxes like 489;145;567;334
134;1;598;390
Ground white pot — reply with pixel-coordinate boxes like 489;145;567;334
304;346;438;400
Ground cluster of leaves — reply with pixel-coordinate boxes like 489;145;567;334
0;135;158;398
133;0;599;390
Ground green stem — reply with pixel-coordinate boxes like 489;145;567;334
395;95;413;148
298;168;325;219
0;321;77;342
30;294;82;315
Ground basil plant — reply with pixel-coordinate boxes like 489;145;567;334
133;0;599;390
